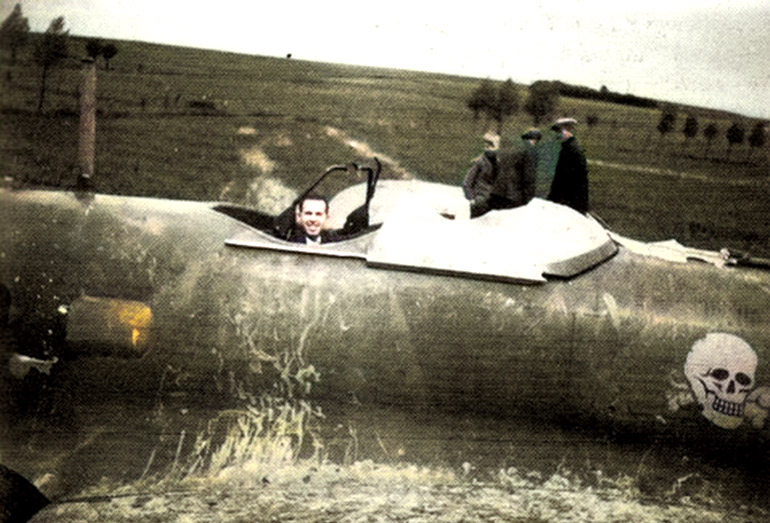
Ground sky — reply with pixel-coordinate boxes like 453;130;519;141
4;0;769;119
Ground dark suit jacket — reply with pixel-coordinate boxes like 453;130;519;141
492;148;536;208
548;136;588;213
288;229;341;245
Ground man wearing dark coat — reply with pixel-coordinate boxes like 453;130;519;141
492;147;536;209
520;128;547;197
463;131;536;218
548;118;589;214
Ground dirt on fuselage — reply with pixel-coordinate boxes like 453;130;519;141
30;460;763;523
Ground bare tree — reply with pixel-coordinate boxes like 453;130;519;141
34;16;69;113
0;3;30;65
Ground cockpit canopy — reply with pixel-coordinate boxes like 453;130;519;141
224;178;617;284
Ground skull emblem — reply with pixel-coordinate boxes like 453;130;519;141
684;333;757;429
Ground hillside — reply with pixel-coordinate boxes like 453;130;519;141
1;35;768;257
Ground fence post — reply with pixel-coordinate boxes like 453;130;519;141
77;57;97;189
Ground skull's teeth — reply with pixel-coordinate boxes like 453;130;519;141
711;397;744;417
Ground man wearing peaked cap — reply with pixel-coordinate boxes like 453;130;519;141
519;128;544;197
548;117;589;213
550;117;578;131
521;128;542;143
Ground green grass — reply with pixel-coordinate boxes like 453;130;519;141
1;36;768;256
590;164;769;253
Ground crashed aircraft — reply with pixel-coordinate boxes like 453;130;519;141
1;160;769;460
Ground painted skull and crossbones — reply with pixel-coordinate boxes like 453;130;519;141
683;332;769;429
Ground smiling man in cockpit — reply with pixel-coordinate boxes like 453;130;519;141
291;194;339;245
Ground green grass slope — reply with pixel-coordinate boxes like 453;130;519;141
1;37;768;256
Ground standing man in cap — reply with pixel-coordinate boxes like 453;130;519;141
490;129;542;211
521;128;542;147
520;128;545;197
463;131;501;218
548;118;589;214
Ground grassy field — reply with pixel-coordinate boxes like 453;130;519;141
2;37;769;522
1;37;768;256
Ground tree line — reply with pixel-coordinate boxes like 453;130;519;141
465;75;766;162
556;81;657;109
466;78;560;132
656;104;767;160
466;77;667;134
1;3;119;112
4;2;767;161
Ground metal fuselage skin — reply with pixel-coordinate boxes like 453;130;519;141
1;188;769;446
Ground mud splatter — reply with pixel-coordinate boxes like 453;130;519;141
324;126;412;180
218;145;296;213
242;176;296;215
241;147;276;174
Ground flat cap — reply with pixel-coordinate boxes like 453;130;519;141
550;117;578;131
521;128;542;140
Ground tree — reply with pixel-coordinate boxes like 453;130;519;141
683;115;698;141
725;122;745;160
748;122;766;159
466;82;485;119
0;3;30;65
656;105;677;139
101;42;118;70
466;79;496;120
491;78;519;133
524;81;559;125
85;38;102;60
34;16;69;113
703;122;718;157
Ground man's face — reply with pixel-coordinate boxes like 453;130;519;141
299;199;327;237
555;127;572;141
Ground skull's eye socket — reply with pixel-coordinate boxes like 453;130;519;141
735;373;752;386
710;368;729;381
